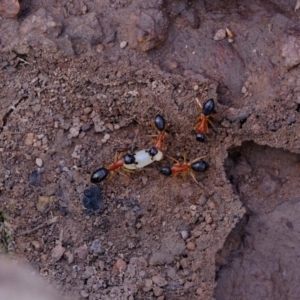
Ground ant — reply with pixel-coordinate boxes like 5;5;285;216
152;114;167;151
159;154;209;184
195;98;215;142
91;153;136;183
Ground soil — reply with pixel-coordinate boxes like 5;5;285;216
1;0;300;299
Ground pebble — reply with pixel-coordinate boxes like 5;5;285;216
205;215;213;224
190;205;196;211
180;231;189;240
186;241;196;251
120;41;128;48
114;124;120;130
214;29;226;41
152;275;168;287
180;258;188;269
63;250;74;264
143;279;153;292
51;245;66;262
90;239;105;255
193;85;199;91
153;286;163;296
80;290;89;298
25;133;35;146
36;196;52;213
75;244;88;260
82;185;103;211
0;0;20;18
96;44;104;52
184;281;194;289
196;288;203;296
113;258;127;273
198;194;207;206
104;133;110;140
83;107;92;114
81;123;91;131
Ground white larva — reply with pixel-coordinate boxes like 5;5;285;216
124;149;163;170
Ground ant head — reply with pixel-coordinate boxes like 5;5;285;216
160;167;172;176
123;154;136;165
191;160;209;173
203;98;215;116
196;133;206;142
91;167;110;183
148;147;159;158
155;114;166;132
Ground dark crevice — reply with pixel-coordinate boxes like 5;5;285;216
0;95;28;133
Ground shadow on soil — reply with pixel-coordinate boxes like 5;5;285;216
215;141;300;300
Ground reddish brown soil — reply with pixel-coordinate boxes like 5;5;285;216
1;0;300;299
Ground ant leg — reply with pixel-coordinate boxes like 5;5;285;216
190;156;207;164
189;171;203;186
166;155;181;164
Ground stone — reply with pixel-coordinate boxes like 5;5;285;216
35;158;43;167
180;258;188;269
153;286;163;296
36;196;52;213
181;231;189;240
152;275;168;287
143;279;153;292
20;8;63;38
214;29;226;41
90;239;105;255
51;245;66;262
120;41;127;48
198;194;207;206
113;259;127;273
186;241;196;251
0;0;20;18
64;251;74;264
25;133;35;146
80;290;89;298
75;244;88;260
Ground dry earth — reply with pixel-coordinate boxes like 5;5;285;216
1;0;300;299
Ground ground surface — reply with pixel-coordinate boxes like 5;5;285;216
1;0;300;299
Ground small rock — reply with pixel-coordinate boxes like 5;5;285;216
75;244;88;260
168;61;178;69
80;290;89;298
193;85;199;91
143;279;153;292
82;185;103;211
157;297;165;300
0;0;20;18
152;275;168;287
35;158;43;167
190;205;196;211
186;241;196;251
64;250;74;264
214;29;226;41
184;281;194;289
83;107;92;114
180;258;188;269
31;241;40;250
82;266;94;279
153;286;163;296
181;231;189;240
69;126;80;138
205;215;213;224
114;124;120;130
105;123;114;131
51;244;66;262
90;239;105;255
29;170;41;185
36;196;52;213
198;194;207;206
25;133;35;146
113;259;127;273
120;41;128;48
196;288;203;296
81;123;91;131
103;133;110;141
96;44;104;52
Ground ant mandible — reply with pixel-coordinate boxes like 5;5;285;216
195;98;215;142
159;154;209;184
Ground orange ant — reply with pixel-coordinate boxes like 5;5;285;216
159;154;209;184
195;98;215;142
152;114;167;151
